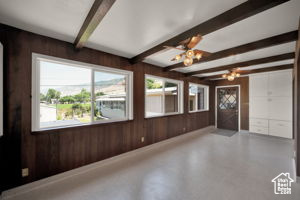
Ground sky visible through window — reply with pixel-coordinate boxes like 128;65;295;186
40;61;124;94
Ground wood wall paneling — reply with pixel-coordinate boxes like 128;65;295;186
0;24;214;190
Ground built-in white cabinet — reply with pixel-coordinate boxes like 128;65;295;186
249;70;292;139
249;74;268;97
250;97;269;119
268;97;292;121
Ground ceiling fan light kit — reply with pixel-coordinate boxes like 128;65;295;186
183;56;193;66
222;69;241;81
168;34;209;67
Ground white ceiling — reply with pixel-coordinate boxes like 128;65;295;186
176;42;296;73
196;59;294;77
145;0;300;69
0;0;298;76
85;0;247;57
0;0;94;43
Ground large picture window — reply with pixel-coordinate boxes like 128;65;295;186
189;83;209;112
32;54;133;131
145;75;183;118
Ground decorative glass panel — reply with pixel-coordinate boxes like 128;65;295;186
218;88;237;110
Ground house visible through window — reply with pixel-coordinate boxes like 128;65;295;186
145;75;183;117
189;83;209;112
32;54;133;131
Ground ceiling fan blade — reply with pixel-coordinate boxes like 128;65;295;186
186;34;202;49
163;46;186;51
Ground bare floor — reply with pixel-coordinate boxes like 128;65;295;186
3;128;300;200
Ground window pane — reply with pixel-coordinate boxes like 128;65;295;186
189;84;209;112
197;87;205;110
40;61;91;129
145;78;163;117
94;71;126;121
189;85;197;111
165;82;178;113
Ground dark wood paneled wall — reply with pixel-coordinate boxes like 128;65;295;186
0;24;214;190
294;19;300;177
213;77;249;130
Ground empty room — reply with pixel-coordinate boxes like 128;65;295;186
0;0;300;199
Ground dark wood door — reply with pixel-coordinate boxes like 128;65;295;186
217;87;239;131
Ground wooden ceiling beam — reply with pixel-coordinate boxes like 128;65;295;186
130;0;290;64
74;0;116;49
201;64;293;80
165;30;298;71
185;52;295;76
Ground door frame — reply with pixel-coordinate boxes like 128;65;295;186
215;85;241;132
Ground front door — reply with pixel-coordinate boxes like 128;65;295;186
217;87;239;131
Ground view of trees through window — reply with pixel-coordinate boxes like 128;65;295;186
39;60;128;129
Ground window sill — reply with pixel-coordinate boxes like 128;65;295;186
31;119;134;135
145;112;184;119
188;109;210;113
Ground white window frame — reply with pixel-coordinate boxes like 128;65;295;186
32;53;133;131
145;74;184;118
188;83;209;113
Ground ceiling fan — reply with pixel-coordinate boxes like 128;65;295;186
222;68;248;81
164;34;211;67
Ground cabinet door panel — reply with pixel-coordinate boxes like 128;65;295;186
268;97;292;121
269;120;292;139
249;75;268;97
250;97;268;119
268;71;292;97
250;126;268;135
250;118;268;127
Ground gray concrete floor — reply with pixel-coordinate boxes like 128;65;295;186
3;128;300;200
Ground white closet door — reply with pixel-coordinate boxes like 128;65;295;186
268;97;292;121
250;97;268;119
249;74;268;97
268;71;292;97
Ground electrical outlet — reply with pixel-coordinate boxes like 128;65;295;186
22;168;29;177
141;137;145;143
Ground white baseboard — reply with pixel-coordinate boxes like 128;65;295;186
2;126;215;199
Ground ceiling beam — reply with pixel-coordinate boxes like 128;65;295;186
74;0;116;49
129;0;290;64
165;30;298;71
201;64;293;80
185;52;295;76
